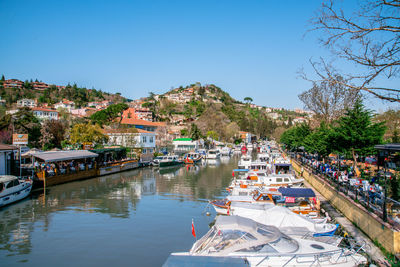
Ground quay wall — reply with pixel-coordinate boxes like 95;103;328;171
291;160;400;254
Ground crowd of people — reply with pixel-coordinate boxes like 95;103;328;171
34;160;95;177
294;153;386;206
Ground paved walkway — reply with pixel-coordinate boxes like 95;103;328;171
302;178;390;266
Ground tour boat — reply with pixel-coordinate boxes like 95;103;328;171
164;216;366;266
158;155;183;167
206;149;220;159
0;176;33;207
183;152;202;164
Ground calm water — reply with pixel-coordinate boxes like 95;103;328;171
0;156;237;267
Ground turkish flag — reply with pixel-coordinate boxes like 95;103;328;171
191;219;196;238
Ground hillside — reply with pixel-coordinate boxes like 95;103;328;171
0;76;126;109
140;83;300;141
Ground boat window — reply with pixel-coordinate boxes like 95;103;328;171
276;178;282;182
269;235;299;253
6;180;15;189
284;178;289;182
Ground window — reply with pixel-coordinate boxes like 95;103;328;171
276;178;283;182
149;136;154;143
142;136;147;142
143;149;147;154
148;148;153;153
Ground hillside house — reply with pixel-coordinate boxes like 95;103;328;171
3;79;23;89
17;99;36;108
122;107;153;122
32;107;59;120
32;82;49;91
54;99;75;112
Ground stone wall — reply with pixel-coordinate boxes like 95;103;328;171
292;160;400;254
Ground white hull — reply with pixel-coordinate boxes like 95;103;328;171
0;181;32;207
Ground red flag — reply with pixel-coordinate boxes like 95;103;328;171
227;204;230;215
191;219;196;238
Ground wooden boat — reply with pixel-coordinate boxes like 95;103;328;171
0;176;32;207
159;155;183;167
183;152;202;164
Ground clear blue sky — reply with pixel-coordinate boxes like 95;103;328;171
0;0;396;111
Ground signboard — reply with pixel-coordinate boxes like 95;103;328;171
12;134;28;145
83;142;93;150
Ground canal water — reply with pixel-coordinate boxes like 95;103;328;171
0;156;237;266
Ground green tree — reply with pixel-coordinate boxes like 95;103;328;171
332;99;386;166
190;123;202;140
90;103;128;126
70;123;108;146
304;122;333;159
206;130;219;141
244;97;253;104
280;123;311;151
1;75;5;81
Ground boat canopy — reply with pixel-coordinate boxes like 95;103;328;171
32;150;98;162
278;187;315;198
0;175;18;183
233;169;249;172
274;163;291;167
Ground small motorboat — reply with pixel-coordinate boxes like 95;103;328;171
164;216;367;266
183;152;202;164
206;149;220;159
158;155;183;168
0;176;33;207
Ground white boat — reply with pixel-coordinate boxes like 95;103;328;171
230;202;338;237
229;171;303;188
206;149;220;159
165;216;366;266
0;176;33;207
220;146;231;156
237;154;251;169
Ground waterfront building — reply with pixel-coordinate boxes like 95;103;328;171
121;117;165;132
17;99;37;108
103;128;156;163
0;144;17;175
172;138;202;153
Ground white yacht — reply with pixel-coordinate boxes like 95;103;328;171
220;146;231;156
230;203;338;237
0;176;33;207
206;149;220;159
164;216;367;266
237;154;252;169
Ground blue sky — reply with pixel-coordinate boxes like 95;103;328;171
0;0;397;111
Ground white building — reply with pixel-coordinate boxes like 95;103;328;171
17;99;36;108
172;138;201;153
32;107;59;120
104;128;156;163
54;100;75;112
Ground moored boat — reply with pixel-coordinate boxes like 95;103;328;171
159;155;183;167
164;216;366;266
0;176;33;207
183;152;202;164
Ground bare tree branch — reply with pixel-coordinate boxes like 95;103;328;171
307;0;400;102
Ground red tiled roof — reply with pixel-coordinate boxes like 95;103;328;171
121;117;165;127
32;107;59;113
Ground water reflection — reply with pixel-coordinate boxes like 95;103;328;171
0;157;237;266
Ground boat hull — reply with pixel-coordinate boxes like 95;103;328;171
0;181;32;207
